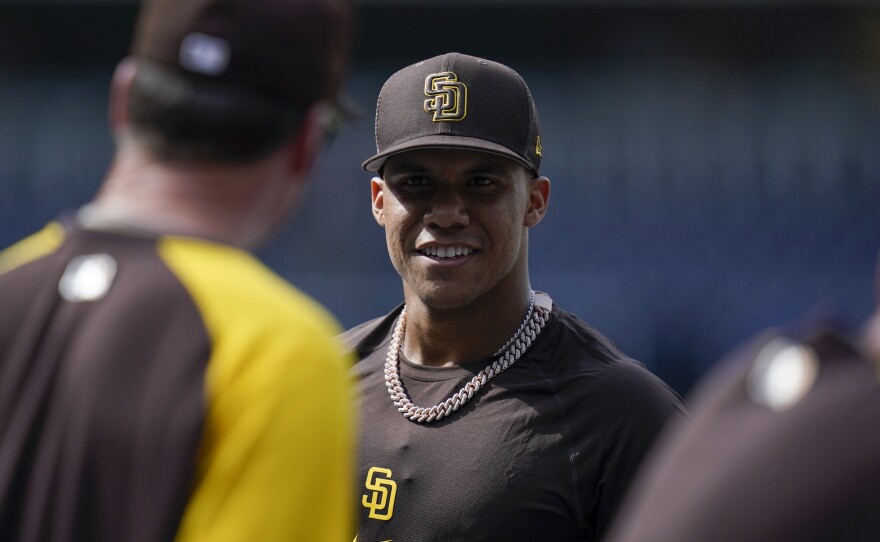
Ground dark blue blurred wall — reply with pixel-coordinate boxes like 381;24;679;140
2;5;879;395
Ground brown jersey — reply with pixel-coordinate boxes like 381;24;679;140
344;297;686;542
0;217;354;542
606;327;880;542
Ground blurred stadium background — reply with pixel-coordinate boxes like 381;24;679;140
2;0;879;396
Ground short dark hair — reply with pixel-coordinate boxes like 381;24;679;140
126;61;307;164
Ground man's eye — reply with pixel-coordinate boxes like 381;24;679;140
401;176;430;187
470;176;495;186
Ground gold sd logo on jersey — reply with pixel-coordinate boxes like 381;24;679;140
362;467;397;520
424;72;467;122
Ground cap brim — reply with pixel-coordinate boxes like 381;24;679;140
362;135;536;173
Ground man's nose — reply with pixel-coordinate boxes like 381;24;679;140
423;189;469;229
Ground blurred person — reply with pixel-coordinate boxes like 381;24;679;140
0;0;355;540
605;288;880;540
343;52;686;542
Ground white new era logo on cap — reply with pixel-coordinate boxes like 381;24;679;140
179;33;230;76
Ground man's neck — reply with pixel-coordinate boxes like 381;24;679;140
92;145;281;248
400;286;534;367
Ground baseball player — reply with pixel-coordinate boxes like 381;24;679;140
344;52;687;542
0;0;355;540
606;290;880;540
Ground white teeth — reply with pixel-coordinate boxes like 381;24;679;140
421;246;473;258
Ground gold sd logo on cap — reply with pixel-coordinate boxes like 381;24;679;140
424;72;467;122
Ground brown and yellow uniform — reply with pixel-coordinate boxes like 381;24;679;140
0;216;354;542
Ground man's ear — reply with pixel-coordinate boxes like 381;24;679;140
108;57;139;135
371;177;386;227
524;176;550;228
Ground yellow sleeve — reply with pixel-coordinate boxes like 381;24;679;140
159;238;355;542
0;222;64;276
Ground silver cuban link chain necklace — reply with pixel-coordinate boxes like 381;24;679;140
384;290;550;423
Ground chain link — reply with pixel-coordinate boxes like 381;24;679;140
384;292;550;423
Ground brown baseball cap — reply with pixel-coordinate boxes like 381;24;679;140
363;52;543;175
131;0;353;108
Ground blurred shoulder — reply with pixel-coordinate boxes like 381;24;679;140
158;236;345;346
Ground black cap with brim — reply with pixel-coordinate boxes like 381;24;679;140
364;52;543;176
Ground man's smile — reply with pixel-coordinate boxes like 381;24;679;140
417;245;476;259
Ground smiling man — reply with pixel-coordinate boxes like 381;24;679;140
343;53;687;542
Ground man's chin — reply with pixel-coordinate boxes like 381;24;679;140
407;283;478;311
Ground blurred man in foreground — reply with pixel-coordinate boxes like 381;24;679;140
607;278;880;540
0;0;355;540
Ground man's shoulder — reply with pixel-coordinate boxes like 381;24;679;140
547;305;642;372
544;305;686;415
340;304;404;360
159;237;346;346
694;323;869;413
0;222;66;277
604;322;878;542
